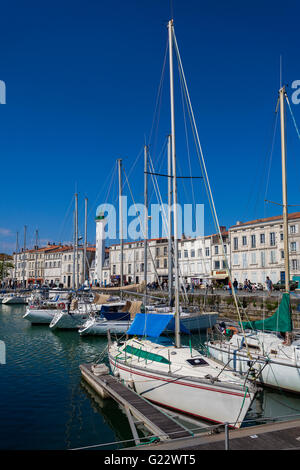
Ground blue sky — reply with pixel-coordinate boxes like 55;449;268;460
0;0;300;253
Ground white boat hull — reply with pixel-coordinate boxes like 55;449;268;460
2;296;28;305
109;354;254;428
49;311;91;329
79;318;132;335
23;308;59;324
207;341;300;394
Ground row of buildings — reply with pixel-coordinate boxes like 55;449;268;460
8;211;300;289
92;211;300;288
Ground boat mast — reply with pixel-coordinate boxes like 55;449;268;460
35;229;38;284
279;86;290;294
118;159;124;295
23;225;27;287
14;231;19;284
168;19;180;348
167;134;173;306
144;145;148;307
83;197;88;284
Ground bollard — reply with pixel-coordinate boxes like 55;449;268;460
224;422;229;450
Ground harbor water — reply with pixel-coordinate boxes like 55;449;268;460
1;303;300;450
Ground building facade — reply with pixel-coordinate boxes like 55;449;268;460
229;213;300;285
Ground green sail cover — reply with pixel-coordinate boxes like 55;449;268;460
241;293;292;332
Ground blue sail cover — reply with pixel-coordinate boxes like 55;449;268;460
126;313;189;337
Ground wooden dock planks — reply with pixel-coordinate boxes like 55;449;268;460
80;363;191;441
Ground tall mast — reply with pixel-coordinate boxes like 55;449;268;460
167;134;173;306
144;145;148;307
168;19;180;348
279;86;290;294
118;159;124;293
75;192;79;289
73;208;75;290
35;229;38;283
23;225;27;287
84;197;88;283
14;231;19;282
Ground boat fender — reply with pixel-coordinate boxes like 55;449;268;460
92;363;109;376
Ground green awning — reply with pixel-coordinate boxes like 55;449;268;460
241;293;292;333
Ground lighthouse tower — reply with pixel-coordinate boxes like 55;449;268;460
95;209;106;286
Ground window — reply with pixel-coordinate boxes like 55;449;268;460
223;245;227;254
290;225;297;234
184;250;188;258
260;233;265;244
292;259;298;270
156;247;160;256
242;236;247;246
205;248;210;257
281;250;284;259
156;259;160;268
251;235;256;248
233;254;239;265
140;263;144;272
178;251;181;259
164;259;167;268
251;252;256;264
214;261;220;269
270;250;276;263
222;261;227;269
280;233;284;241
198;248;202;257
242;253;247;268
191;249;195;258
112;265;116;274
128;264;131;274
215;246;219;255
291;242;297;252
233;237;238;250
261;252;265;267
164;247;167;256
270;232;275;246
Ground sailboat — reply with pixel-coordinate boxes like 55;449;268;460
108;19;257;429
207;86;300;394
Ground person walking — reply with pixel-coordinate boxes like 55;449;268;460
266;276;273;296
233;278;238;294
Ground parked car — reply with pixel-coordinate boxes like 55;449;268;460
273;280;298;291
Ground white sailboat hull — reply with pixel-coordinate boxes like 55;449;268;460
23;307;59;324
109;354;254;428
207;335;300;394
2;296;27;305
79;318;132;335
49;310;91;329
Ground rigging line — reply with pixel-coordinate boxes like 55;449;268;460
265;199;300;207
264;106;279;203
122;166;166;293
148;153;189;301
178;56;196;211
285;93;300;140
112;147;145;207
144;171;202;179
148;37;168;150
87;162;117;218
147;138;168;206
57;194;75;244
172;27;251;355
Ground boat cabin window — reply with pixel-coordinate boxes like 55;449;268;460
186;358;208;367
